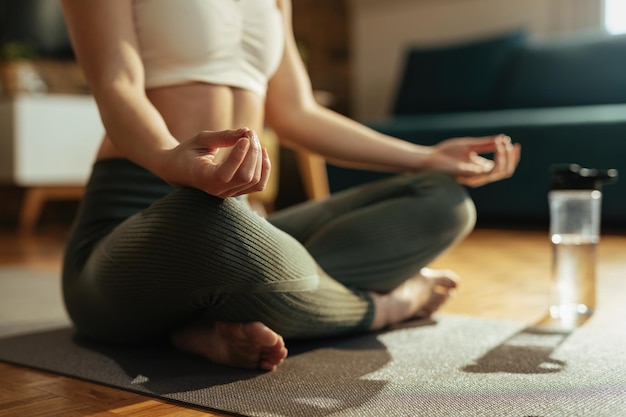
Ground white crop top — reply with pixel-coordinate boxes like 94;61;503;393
132;0;285;97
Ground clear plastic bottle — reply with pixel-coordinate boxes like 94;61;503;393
548;164;618;321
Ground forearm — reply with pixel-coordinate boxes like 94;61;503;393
91;81;179;175
61;0;178;177
271;104;433;173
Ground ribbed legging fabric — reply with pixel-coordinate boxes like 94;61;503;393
62;159;476;343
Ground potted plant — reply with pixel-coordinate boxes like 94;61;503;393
0;41;46;96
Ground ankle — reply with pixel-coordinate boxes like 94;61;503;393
369;292;389;331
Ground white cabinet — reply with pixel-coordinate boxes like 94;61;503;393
0;94;102;186
0;94;103;233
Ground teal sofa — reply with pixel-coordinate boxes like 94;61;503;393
328;31;626;228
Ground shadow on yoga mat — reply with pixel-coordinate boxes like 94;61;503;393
0;321;403;416
1;313;625;417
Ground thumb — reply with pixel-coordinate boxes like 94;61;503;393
456;160;493;176
190;128;252;150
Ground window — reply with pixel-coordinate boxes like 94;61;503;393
604;0;626;34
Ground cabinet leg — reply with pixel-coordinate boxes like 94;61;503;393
18;186;85;235
19;188;46;236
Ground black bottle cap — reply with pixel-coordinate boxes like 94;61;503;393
550;164;618;190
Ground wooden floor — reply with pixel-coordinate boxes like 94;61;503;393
1;224;624;416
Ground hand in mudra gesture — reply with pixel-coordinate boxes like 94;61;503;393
427;134;521;187
162;128;271;198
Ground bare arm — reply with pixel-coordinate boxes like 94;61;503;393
61;0;269;197
266;0;425;172
265;0;520;186
61;0;177;172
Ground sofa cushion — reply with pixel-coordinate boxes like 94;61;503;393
498;33;626;108
393;30;527;115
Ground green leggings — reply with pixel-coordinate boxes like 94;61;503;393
62;159;475;343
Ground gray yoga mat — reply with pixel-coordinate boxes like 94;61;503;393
1;267;625;417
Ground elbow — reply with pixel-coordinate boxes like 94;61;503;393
91;72;143;97
266;98;318;142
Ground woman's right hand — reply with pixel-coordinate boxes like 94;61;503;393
159;128;271;198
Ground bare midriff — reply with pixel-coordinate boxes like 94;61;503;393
96;82;266;160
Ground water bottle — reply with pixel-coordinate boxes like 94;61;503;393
548;164;618;322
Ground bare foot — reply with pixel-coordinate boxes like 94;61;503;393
369;267;459;330
170;321;288;371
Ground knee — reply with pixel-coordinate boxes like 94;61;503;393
410;172;476;240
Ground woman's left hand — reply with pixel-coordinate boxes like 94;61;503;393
426;134;521;187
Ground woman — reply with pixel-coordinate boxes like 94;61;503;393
60;0;520;372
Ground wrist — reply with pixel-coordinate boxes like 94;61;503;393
148;145;180;184
402;145;435;174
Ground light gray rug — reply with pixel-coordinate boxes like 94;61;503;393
0;267;625;417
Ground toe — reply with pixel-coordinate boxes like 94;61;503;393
243;322;280;347
421;267;459;289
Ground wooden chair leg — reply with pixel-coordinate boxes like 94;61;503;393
297;151;330;201
19;188;46;236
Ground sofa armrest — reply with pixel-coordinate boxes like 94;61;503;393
367;104;626;139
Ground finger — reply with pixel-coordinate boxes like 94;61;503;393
510;142;522;173
214;137;249;184
496;136;518;179
221;132;264;197
251;131;264;185
469;153;495;172
497;136;510;171
253;147;272;193
460;135;502;153
462;139;507;186
193;128;252;152
464;134;506;154
231;147;272;197
232;132;262;185
459;139;520;187
480;138;518;184
504;140;516;175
